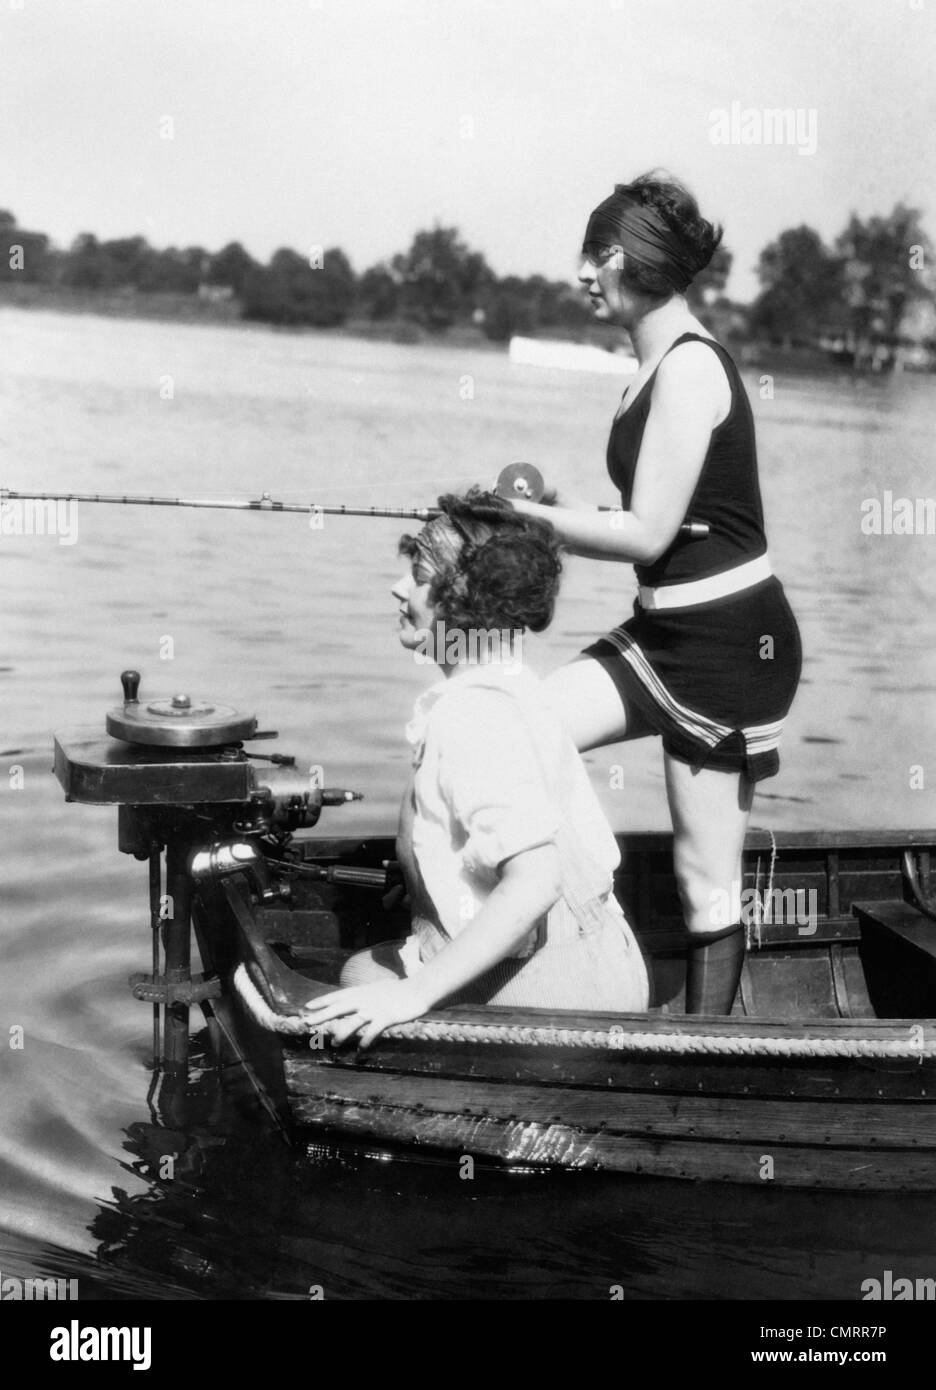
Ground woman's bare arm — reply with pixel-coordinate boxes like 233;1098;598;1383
302;843;561;1048
399;844;561;1005
517;343;727;564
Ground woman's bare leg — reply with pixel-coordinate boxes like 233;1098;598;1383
664;753;754;1014
664;755;753;932
546;659;754;1011
339;940;408;986
543;657;631;751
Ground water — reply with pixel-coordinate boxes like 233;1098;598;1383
2;306;935;1301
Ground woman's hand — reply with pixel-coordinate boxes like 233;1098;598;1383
507;483;596;512
302;977;430;1050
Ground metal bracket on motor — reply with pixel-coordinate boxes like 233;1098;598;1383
129;971;222;1005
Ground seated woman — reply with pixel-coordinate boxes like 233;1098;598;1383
303;489;649;1048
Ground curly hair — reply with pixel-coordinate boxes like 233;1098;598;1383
399;487;563;634
604;170;723;299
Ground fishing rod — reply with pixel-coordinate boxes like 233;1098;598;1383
0;487;439;522
1;464;710;535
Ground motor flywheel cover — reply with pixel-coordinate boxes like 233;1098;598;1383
106;672;257;748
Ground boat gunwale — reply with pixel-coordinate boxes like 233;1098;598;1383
217;825;936;1061
296;827;936;856
279;995;936;1046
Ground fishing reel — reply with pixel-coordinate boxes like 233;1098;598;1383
494;462;546;502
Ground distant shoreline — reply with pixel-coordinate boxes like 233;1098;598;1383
0;281;243;325
0;282;908;379
0;282;501;351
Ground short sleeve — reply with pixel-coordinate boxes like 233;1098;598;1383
430;686;560;873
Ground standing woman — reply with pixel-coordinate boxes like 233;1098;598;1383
511;172;802;1015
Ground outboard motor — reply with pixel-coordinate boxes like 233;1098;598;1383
54;671;361;1079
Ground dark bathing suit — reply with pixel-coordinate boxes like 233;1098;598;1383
582;332;802;782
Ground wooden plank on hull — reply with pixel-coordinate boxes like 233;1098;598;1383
281;1064;936;1150
293;1097;936;1189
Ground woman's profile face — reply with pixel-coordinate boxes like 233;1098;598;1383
578;245;636;325
392;558;437;653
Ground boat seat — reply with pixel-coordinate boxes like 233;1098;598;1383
854;899;936;1018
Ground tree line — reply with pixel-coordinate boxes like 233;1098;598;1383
748;207;934;350
0;204;932;348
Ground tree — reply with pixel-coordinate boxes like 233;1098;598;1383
98;236;154;289
524;276;585;329
357;261;399;319
482;290;533;342
749;226;841;344
135;245;206;293
550;284;594;333
242;248;311;325
318;247;356;325
60;233;119;289
688;243;733;308
0;210;53;283
392;225;495;331
479;274;596;336
206;241;258;295
177;246;210;291
241;246;356;327
835;205;934;342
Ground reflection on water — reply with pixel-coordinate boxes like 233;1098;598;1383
2;308;936;1298
32;1044;936;1300
15;1035;936;1303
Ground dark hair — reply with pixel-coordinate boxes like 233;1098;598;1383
613;170;722;298
399;487;562;633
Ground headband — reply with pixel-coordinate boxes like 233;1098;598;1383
413;511;497;584
412;517;462;578
584;188;696;293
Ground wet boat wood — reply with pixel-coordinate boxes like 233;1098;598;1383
197;827;936;1190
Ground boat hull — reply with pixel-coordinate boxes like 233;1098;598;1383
276;1022;936;1189
198;828;936;1190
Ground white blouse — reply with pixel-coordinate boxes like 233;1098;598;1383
405;658;622;958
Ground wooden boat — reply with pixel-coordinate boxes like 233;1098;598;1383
53;676;936;1191
194;826;936;1191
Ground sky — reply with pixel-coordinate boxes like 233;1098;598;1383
2;0;934;302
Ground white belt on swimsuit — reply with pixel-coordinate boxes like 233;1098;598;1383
638;553;772;612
